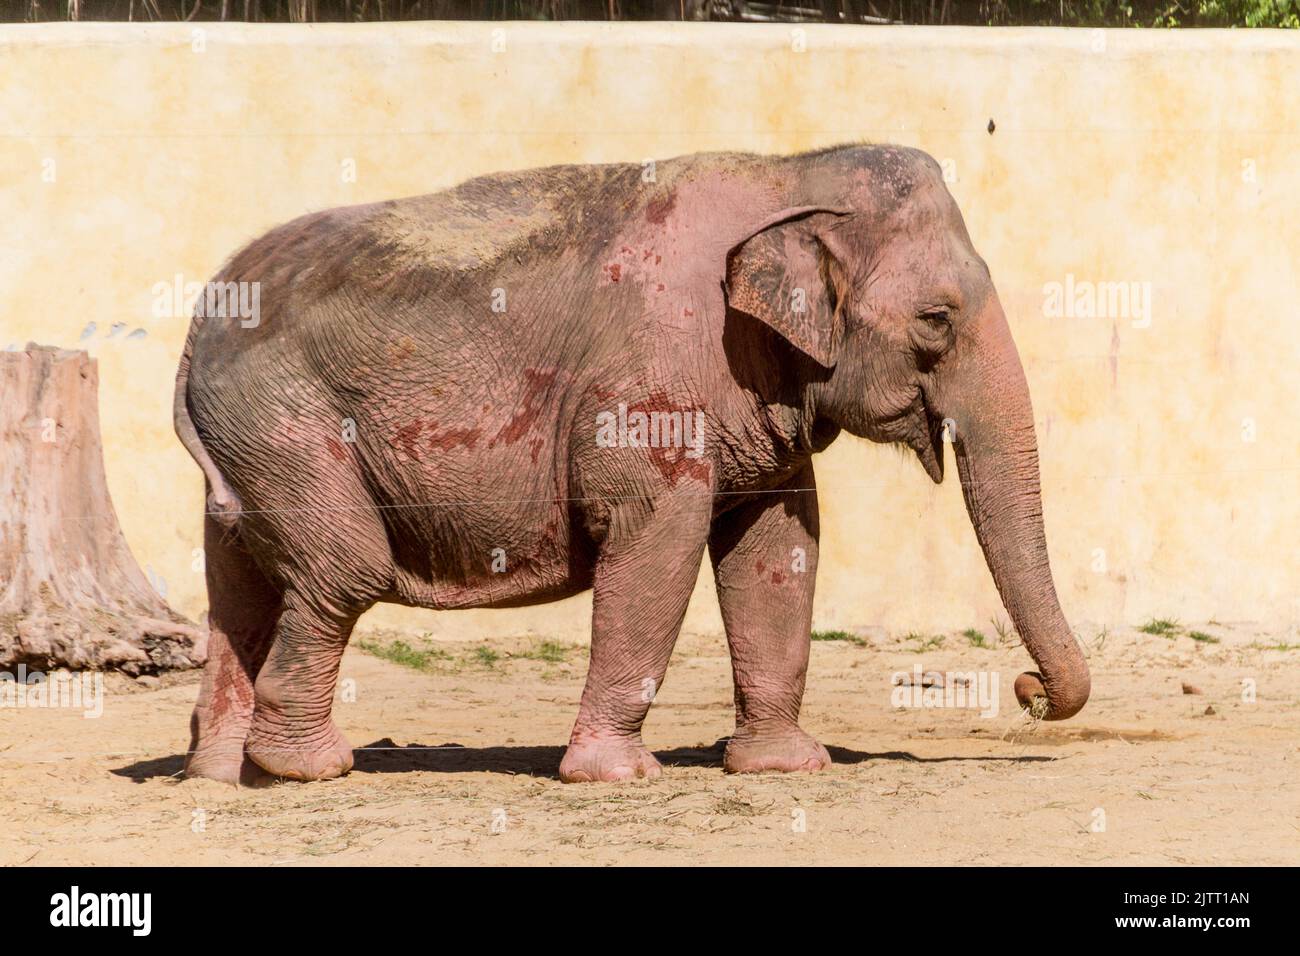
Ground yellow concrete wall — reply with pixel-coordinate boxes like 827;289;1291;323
2;23;1297;642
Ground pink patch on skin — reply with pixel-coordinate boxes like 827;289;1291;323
426;422;481;452
630;390;712;487
325;437;348;462
492;369;558;447
605;263;621;283
653;454;711;486
770;571;785;586
529;438;544;463
755;559;766;574
395;420;423;461
645;192;676;224
205;650;253;727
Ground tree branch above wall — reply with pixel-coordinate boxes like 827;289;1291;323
5;1;1298;28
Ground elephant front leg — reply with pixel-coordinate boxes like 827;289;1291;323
709;464;831;774
559;493;712;783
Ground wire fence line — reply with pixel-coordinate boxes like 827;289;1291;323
41;462;1300;525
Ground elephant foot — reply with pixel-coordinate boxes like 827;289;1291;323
723;725;831;774
185;743;276;787
559;736;663;783
244;721;354;782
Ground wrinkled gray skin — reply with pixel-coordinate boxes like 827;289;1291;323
175;144;1090;785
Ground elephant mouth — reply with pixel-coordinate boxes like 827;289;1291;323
871;388;944;484
911;396;945;485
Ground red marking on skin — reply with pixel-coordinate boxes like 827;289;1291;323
655;255;661;265
755;559;766;573
426;422;481;452
492;369;558;447
524;515;565;563
626;390;712;487
510;533;548;569
620;245;634;256
650;449;710;487
325;437;348;462
605;263;622;283
770;571;785;586
395;420;423;461
656;283;665;292
645;192;676;224
206;646;254;726
682;308;694;318
529;437;544;463
593;385;619;401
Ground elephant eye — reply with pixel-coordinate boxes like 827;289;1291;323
911;308;955;361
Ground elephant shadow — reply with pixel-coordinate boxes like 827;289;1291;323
348;740;1053;777
110;739;1051;783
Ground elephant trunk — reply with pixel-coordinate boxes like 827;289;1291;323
932;300;1090;720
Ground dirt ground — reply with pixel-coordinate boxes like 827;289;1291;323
2;621;1297;866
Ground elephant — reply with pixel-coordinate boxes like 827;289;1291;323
173;143;1090;785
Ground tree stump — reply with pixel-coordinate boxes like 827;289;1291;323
0;344;206;674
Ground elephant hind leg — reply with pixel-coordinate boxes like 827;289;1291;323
243;589;367;781
217;422;395;781
185;511;282;786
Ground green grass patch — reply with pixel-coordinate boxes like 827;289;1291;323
1248;642;1300;652
905;632;946;653
811;629;866;646
473;646;500;667
1139;617;1181;637
1187;630;1220;644
357;638;449;672
519;640;572;663
962;628;988;648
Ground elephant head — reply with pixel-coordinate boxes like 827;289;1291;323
725;145;1090;721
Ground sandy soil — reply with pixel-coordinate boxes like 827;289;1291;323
1;621;1297;866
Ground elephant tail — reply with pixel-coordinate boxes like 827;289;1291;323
173;305;242;531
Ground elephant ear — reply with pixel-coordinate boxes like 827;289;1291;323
725;207;851;368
